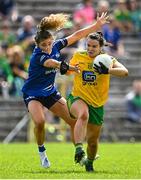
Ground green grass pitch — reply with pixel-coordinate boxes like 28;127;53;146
0;143;141;179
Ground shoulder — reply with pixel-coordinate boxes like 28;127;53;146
31;47;49;63
32;47;43;57
74;50;88;56
70;51;88;64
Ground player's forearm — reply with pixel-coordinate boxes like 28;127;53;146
44;59;61;69
44;59;80;74
67;22;101;45
74;22;101;39
109;68;128;77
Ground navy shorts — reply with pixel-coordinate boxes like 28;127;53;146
23;91;62;109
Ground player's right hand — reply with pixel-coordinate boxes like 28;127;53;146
96;12;109;27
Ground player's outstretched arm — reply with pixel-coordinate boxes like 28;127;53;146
66;12;109;46
43;59;80;75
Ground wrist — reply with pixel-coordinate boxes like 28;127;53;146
108;68;112;74
56;61;61;69
95;21;102;30
60;61;69;75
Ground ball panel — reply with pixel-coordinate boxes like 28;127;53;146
93;54;113;68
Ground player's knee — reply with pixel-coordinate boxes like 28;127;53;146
79;111;89;122
35;119;45;129
70;120;76;128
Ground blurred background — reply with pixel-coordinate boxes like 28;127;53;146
0;0;141;143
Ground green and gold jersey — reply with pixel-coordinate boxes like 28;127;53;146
69;51;117;107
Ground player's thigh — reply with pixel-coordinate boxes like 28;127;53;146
28;100;45;125
86;123;102;143
70;99;89;119
49;97;76;126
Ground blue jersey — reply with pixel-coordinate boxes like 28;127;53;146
22;38;68;96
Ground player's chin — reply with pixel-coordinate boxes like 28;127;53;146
88;52;95;58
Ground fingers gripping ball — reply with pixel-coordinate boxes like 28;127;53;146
93;54;113;74
60;61;69;75
94;54;113;68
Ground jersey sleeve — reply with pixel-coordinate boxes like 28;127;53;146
36;53;50;65
54;38;68;51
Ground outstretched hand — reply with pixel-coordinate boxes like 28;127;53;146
96;12;109;27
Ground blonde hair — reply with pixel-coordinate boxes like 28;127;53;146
35;13;69;45
38;13;69;31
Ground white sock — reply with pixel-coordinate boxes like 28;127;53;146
39;151;46;159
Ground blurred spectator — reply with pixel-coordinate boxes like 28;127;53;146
0;0;18;22
0;20;16;50
73;0;96;28
97;0;110;14
114;0;133;32
73;0;96;50
9;45;28;96
102;15;125;57
0;46;14;99
125;80;141;123
16;15;36;70
127;0;141;32
17;15;35;42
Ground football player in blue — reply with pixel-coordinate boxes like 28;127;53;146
22;13;109;168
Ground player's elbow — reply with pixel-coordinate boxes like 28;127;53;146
123;69;129;77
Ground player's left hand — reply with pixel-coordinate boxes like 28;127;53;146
94;62;109;74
